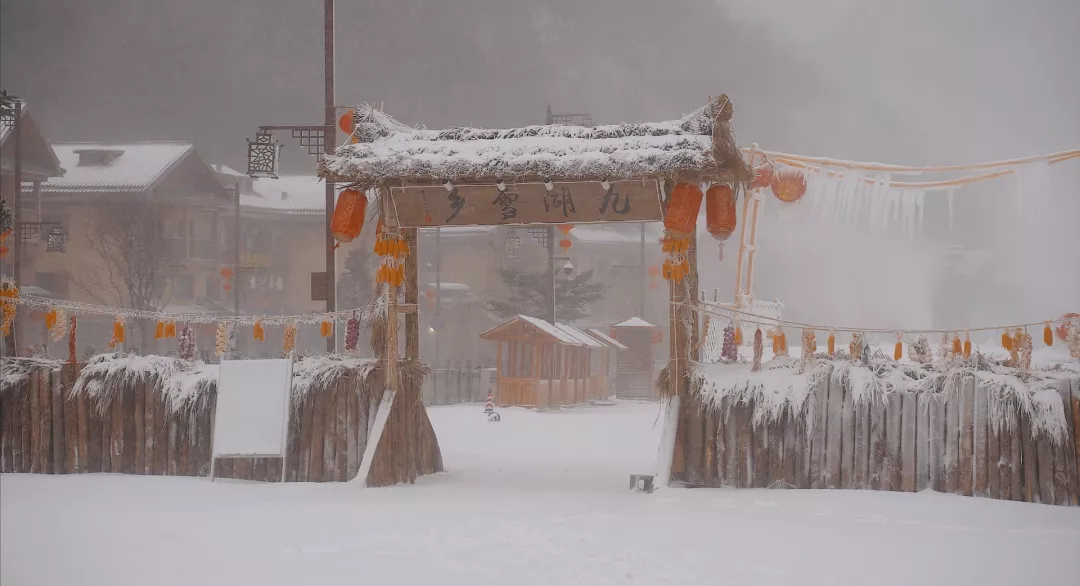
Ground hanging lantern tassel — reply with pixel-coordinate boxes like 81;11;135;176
1044;322;1054;347
827;331;836;358
963;332;972;358
894;333;903;361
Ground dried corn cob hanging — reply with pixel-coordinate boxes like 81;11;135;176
155;320;165;340
45;307;57;330
109;315;126;349
283;323;297;354
1001;328;1012;350
1043;322;1053;347
164;321;176;338
253;319;265;342
951;332;962;356
827;331;836;357
894;333;903;361
963;331;972;358
215;322;227;357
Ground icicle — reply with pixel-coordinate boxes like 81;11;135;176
915;189;926;236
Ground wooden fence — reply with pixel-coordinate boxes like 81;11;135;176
422;361;491;405
0;362;406;483
672;369;1080;506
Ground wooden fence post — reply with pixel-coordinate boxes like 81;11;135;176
51;369;63;474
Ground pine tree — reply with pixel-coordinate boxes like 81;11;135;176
487;267;605;322
337;249;375;310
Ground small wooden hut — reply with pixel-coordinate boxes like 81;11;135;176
585;328;627;400
612;317;660;400
479;315;609;408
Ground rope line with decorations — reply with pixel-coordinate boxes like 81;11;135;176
679;300;1080;360
11;294;400;326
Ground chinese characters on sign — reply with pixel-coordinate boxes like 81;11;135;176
542;187;576;218
493;186;519;220
445;186;465;223
390;180;661;228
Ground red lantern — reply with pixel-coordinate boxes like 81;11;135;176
331;189;368;244
647;265;661;278
559;238;573;252
664;183;703;237
650;329;663;344
705;183;737;241
219;266;234;279
557;224;573;235
338;109;355;134
770;167;807;203
223;283;232;292
750;163;774;191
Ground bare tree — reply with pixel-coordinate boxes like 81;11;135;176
72;198;177;351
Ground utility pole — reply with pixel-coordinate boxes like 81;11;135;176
434;227;441;394
639;223;646;318
323;0;337;353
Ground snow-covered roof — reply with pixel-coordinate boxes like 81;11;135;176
212;164;247;177
240;175;325;216
480;314;580;345
586;328;628;350
556;323;605;348
320;100;751;187
613;317;656;328
40;143;194;193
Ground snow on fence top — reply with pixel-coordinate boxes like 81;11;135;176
320;99;752;187
0;356;63;395
692;356;1077;442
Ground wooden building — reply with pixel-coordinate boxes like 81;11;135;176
480;315;617;408
612;317;660;400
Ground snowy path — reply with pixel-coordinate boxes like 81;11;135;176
3;401;1079;586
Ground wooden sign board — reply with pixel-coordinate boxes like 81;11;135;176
389;180;662;228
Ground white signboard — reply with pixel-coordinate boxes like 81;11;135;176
211;358;293;479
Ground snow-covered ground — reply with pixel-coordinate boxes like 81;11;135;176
3;401;1078;586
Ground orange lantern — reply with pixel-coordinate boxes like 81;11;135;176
750;163;774;191
559;238;572;252
770;167;807;203
331;189;368;244
704;183;737;241
219;266;234;280
557;224;573;235
664;183;703;237
338;109;355;134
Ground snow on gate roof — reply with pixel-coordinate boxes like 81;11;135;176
319;98;751;188
586;328;628;350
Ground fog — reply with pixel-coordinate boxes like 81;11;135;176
3;0;1077;334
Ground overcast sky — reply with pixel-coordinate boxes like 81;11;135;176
3;0;1076;174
